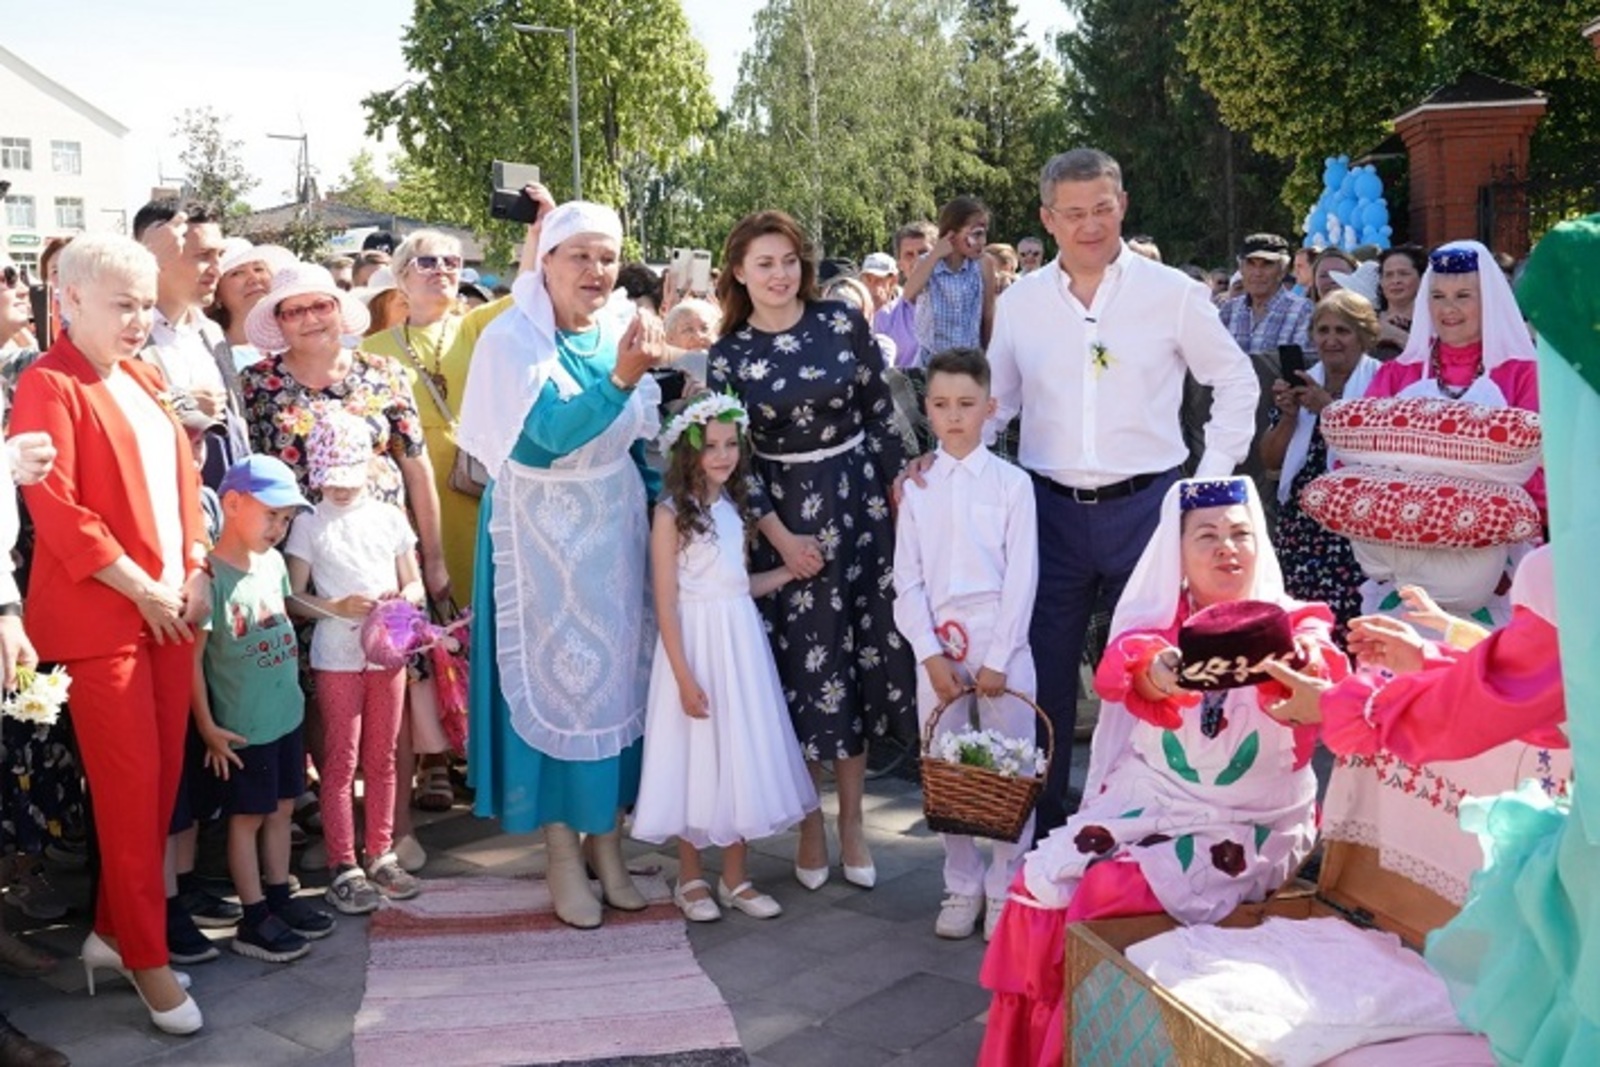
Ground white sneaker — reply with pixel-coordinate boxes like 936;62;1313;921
934;893;983;939
984;896;1007;941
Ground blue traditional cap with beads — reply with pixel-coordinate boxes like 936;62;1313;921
1429;247;1479;275
1179;478;1250;511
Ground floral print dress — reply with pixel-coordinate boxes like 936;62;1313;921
708;301;917;760
1271;411;1364;643
238;349;426;505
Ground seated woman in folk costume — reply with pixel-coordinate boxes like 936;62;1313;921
978;476;1349;1067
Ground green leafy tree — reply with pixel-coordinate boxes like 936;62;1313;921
329;148;397;214
172;107;259;219
952;0;1060;246
363;0;716;259
1058;0;1293;265
703;0;987;259
1177;0;1600;226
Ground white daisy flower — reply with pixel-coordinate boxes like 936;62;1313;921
741;358;773;381
801;493;823;521
774;333;801;354
799;365;825;380
866;496;888;520
804;646;829;673
771;378;787;392
791;588;816;614
829;311;852;334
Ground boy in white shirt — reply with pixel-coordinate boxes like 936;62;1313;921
893;347;1039;940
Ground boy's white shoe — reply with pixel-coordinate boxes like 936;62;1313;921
935;893;983;939
984;896;1007;941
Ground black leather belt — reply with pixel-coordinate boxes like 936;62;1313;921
1033;469;1170;504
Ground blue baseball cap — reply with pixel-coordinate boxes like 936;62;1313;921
217;455;313;512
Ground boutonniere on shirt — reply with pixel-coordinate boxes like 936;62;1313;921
155;391;179;417
1090;341;1114;376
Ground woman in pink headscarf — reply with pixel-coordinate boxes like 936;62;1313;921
1362;239;1542;512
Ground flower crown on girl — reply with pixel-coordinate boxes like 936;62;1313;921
660;392;749;452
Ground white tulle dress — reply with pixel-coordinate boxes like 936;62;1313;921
632;496;818;848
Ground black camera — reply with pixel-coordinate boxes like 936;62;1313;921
490;160;543;224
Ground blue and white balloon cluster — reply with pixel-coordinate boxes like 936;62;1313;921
1303;155;1391;251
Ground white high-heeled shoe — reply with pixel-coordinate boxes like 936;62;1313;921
794;864;829;891
81;932;191;996
130;977;203;1036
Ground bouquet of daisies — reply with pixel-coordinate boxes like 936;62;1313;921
2;665;71;727
931;727;1047;780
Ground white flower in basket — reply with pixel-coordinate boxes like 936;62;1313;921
2;665;72;727
934;726;1047;779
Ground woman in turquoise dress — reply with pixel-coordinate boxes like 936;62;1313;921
1265;214;1600;1065
458;197;667;929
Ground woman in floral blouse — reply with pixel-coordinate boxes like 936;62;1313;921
708;210;917;893
238;263;442;572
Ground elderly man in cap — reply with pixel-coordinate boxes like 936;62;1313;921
1192;233;1314;506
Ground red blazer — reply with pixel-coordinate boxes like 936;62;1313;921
10;333;206;661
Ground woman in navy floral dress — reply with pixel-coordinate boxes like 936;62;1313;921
709;211;916;890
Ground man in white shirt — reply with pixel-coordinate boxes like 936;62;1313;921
135;200;250;488
985;147;1258;835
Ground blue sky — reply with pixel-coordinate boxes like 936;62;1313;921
6;0;1070;212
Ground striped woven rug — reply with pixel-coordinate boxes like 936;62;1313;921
353;875;746;1066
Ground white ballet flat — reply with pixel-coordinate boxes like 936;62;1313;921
672;879;721;923
717;880;782;919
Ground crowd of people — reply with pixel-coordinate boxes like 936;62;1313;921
0;138;1588;1067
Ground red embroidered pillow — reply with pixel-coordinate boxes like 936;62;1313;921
1321;397;1541;484
1300;466;1541;548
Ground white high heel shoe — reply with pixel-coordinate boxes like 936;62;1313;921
81;932;191;995
130;976;203;1035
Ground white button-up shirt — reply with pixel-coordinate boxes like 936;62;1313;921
893;445;1038;675
986;244;1259;488
148;307;228;395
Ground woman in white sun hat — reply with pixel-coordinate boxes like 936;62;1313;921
207;239;298;371
238;263;437;534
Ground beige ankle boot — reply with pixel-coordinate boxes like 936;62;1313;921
543;822;602;928
585;822;648;912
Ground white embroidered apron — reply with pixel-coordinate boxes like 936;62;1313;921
488;380;656;761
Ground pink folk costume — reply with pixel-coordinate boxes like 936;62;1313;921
1362;240;1543;515
978;477;1348;1067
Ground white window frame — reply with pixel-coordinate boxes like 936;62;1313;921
0;137;32;171
55;197;85;230
50;140;82;175
4;195;37;229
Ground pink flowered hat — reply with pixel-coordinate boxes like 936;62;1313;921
306;409;374;490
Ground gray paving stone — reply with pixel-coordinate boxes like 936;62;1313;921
132;1022;320;1065
757;1024;897;1067
727;996;816;1053
890;1019;987;1065
695;931;831;999
824;972;989;1052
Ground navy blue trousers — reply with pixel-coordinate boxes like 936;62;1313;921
1029;468;1179;837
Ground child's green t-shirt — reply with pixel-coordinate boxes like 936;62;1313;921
203;550;303;745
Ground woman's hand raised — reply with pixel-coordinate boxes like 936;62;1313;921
614;311;665;388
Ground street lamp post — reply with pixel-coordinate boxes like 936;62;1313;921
511;23;581;200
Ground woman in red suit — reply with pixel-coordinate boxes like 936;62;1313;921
9;233;211;1036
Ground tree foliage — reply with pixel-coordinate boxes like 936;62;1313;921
329;149;396;214
1059;0;1293;265
363;0;717;258
172;107;259;219
1178;0;1600;218
953;0;1059;247
696;0;998;258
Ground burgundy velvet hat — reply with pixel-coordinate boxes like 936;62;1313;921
1177;600;1302;691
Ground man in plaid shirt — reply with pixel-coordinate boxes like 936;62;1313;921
1217;232;1314;512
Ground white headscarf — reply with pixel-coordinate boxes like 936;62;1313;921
1082;477;1288;799
1391;239;1533;374
457;202;625;478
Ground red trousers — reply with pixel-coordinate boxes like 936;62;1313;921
316;667;406;869
70;637;195;969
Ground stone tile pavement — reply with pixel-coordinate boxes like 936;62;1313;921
0;737;1090;1066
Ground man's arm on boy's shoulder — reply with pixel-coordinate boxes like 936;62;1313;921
981;468;1039;676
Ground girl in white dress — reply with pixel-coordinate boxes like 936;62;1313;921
633;393;819;922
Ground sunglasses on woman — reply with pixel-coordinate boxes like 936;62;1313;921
1;266;28;289
411;254;462;273
275;297;340;323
